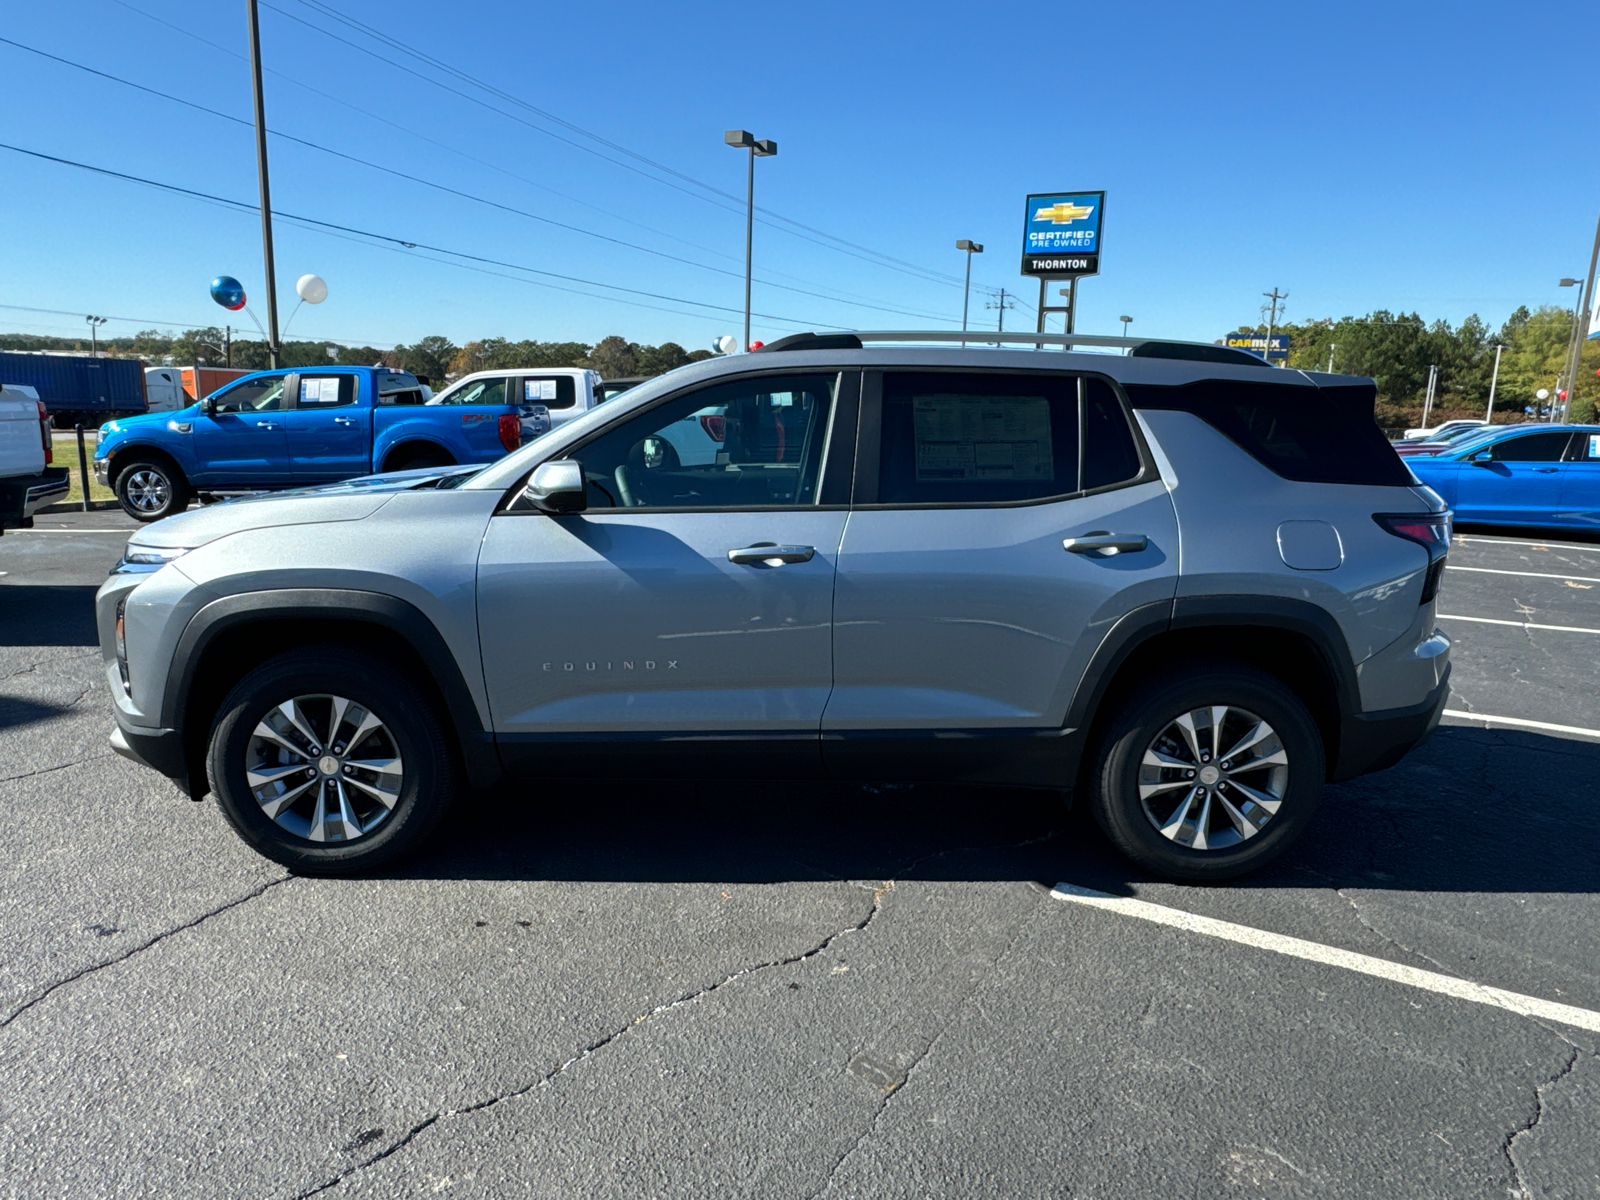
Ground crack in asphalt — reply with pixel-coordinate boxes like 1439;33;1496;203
1504;1048;1583;1200
803;894;1047;1200
292;879;898;1199
1334;888;1458;975
0;875;292;1029
0;750;116;785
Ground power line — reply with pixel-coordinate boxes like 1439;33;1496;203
269;0;974;290
0;140;856;331
1;35;959;325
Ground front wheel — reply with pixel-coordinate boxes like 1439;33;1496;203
115;457;191;521
1088;663;1326;881
207;648;457;874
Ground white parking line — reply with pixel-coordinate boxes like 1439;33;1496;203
1050;884;1600;1033
1455;536;1600;552
1442;710;1600;739
6;529;130;534
1446;565;1600;584
1438;613;1600;634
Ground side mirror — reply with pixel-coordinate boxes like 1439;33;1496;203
523;460;587;514
1469;450;1492;463
201;393;215;415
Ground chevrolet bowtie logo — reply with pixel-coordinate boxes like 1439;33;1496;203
1034;201;1094;224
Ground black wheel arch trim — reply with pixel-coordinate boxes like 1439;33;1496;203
164;588;501;788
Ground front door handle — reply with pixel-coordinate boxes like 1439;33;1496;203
728;543;815;566
1535;467;1559;473
254;420;279;429
1064;532;1149;556
332;416;355;426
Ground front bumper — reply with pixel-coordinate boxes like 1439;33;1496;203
94;456;110;488
1332;664;1450;781
110;721;198;798
0;467;69;527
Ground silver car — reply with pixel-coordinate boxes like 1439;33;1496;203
96;332;1451;881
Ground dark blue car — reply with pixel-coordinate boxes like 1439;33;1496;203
1406;423;1600;530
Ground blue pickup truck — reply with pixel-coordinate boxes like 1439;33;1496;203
95;366;533;521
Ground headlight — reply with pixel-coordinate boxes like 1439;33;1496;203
114;544;191;574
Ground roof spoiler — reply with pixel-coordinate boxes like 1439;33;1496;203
752;330;1271;367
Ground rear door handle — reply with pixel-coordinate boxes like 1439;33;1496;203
1064;532;1149;556
254;420;279;429
728;543;815;566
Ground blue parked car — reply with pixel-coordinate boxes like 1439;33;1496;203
1406;423;1600;530
95;366;532;521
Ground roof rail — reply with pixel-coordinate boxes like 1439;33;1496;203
754;329;1271;368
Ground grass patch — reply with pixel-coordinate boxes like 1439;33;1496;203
50;434;116;504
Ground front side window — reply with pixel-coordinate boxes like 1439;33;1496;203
571;373;836;509
297;375;356;408
878;372;1079;505
437;378;507;406
1489;431;1572;462
212;376;288;413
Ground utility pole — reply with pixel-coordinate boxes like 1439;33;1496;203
1261;287;1287;367
1566;214;1600;421
986;288;1016;333
1485;344;1503;424
1421;364;1439;430
247;0;281;368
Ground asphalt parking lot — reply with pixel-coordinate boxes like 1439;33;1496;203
2;511;1598;1198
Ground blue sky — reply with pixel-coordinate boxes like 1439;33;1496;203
1;0;1596;353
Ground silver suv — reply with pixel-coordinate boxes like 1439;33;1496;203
96;333;1452;881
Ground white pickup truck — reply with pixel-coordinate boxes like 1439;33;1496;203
0;384;70;531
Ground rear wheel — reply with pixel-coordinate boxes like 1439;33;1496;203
207;648;457;874
384;446;453;472
1088;663;1326;881
115;456;191;521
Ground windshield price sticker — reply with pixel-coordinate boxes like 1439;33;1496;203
913;395;1053;483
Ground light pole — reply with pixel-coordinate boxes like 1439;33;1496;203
1564;213;1600;423
1485;344;1504;424
85;315;106;356
956;240;983;340
724;130;776;352
1560;277;1585;422
1326;342;1338;373
247;0;282;368
1119;315;1132;337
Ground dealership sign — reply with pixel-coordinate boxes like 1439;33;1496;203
1224;333;1290;360
1021;191;1103;276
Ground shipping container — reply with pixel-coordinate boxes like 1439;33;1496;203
0;351;148;427
180;365;253;401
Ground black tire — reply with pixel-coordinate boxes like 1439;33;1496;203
1087;662;1326;882
115;456;192;522
207;647;457;874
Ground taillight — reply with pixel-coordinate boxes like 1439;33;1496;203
1374;512;1451;603
38;401;51;463
699;414;726;442
497;413;521;452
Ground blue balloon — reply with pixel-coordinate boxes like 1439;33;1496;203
210;275;247;311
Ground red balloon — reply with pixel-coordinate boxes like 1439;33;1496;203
749;340;764;349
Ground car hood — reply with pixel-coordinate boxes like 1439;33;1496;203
101;404;203;435
126;465;482;550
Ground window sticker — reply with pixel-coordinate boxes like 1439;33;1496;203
1589;434;1599;460
525;379;557;401
912;395;1053;482
301;377;339;405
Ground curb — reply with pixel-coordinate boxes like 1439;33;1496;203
39;499;121;514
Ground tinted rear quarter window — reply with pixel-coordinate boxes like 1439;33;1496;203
1125;378;1411;486
1082;378;1142;490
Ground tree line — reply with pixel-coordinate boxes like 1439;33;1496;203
1238;305;1600;425
0;330;715;386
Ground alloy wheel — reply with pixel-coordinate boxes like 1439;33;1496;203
244;695;404;843
1137;705;1288;851
123;469;171;513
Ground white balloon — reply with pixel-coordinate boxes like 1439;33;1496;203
296;274;329;304
715;334;738;354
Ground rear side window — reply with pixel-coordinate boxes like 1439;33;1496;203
1082;378;1142;490
1125;379;1412;486
878;372;1078;504
520;376;577;410
296;374;356;408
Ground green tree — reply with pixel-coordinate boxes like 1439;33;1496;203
587;335;638;378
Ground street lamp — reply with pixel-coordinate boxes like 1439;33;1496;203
956;240;983;340
724;130;777;352
1119;315;1132;336
85;314;107;357
1559;277;1585;421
